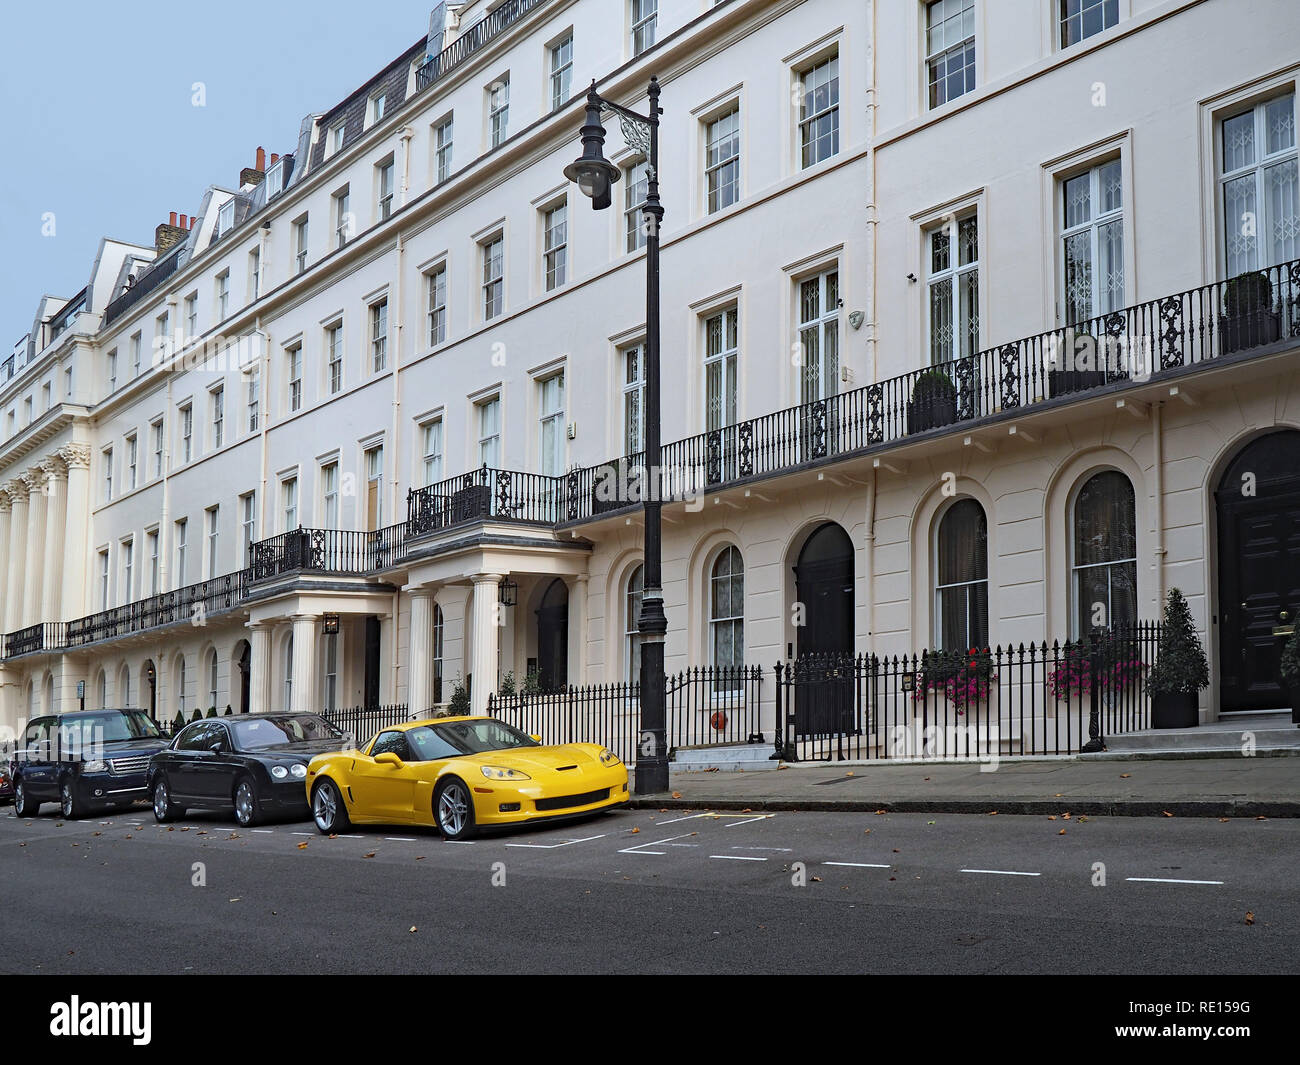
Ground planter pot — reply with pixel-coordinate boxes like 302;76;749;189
450;483;491;523
1151;691;1198;729
907;394;958;434
1219;309;1280;355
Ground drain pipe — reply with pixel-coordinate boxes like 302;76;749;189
864;465;877;651
1152;401;1166;611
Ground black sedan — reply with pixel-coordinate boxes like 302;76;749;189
148;713;346;827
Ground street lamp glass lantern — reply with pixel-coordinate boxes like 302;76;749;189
563;91;621;210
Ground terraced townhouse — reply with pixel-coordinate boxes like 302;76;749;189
1;0;1297;751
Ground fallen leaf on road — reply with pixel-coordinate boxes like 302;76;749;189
416;856;425;861
863;829;871;834
329;833;338;839
630;827;640;834
988;811;998;816
124;834;133;839
923;777;930;782
1078;816;1089;822
888;877;896;881
166;827;174;832
227;833;240;840
180;827;191;832
1120;773;1131;779
1255;816;1268;821
1047;815;1057;821
1245;911;1255;925
297;841;309;850
1058;829;1066;835
671;791;682;799
1062;813;1071;820
742;808;752;813
810;876;822;882
875;809;887;815
363;852;376;859
92;831;101;837
892;848;900;853
926;820;936;825
845;771;854;777
229;898;241;903
195;830;208;836
1218;817;1230;823
1162;811;1174;818
409;926;418;934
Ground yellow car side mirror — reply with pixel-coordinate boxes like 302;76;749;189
375;752;403;768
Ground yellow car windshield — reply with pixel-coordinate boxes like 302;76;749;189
407;720;538;761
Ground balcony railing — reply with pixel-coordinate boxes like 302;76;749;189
407;466;561;538
3;622;67;658
416;0;550;93
102;248;183;327
64;571;248;648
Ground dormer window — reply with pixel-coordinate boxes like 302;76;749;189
217;199;235;238
331;124;346;155
265;159;285;200
371;92;387;125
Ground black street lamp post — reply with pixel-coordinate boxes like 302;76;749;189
565;78;669;794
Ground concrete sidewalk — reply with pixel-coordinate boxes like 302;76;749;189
632;755;1300;817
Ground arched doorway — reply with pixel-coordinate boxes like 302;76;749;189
535;579;569;692
791;522;855;742
141;660;158;721
1215;429;1300;712
234;640;252;714
793;522;855;658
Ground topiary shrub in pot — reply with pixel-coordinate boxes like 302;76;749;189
1279;628;1300;727
907;369;958;433
1147;588;1209;729
1220;270;1280;354
447;677;471;716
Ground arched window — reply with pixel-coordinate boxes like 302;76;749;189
709;546;745;678
96;670;107;710
208;651;219;712
1072;470;1137;634
432;604;445;704
625;564;644;684
120;665;132;709
26;682;36;718
45;674;55;714
935;498;989;649
176;656;187;714
284;635;294;710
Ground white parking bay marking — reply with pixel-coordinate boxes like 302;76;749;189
252;829;275;834
653;813;716;826
823;861;891;869
724;815;776;827
710;854;767;862
619;832;695;855
732;846;792;852
1126;877;1224;885
506;834;605;850
960;869;1042;877
384;837;419;842
292;832;314;837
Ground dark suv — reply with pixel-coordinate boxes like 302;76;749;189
11;709;169;818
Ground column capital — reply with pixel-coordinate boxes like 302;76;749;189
406;584;434;599
573;572;590;586
4;479;28;502
18;470;42;494
57;443;92;470
247;619;274;632
471;572;504;587
40;455;67;480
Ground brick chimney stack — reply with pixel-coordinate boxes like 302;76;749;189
155;211;187;255
240;145;267;187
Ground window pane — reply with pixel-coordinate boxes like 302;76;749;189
1223;173;1258;275
1265;94;1296;155
1265;158;1300;266
937;499;987;585
1074;471;1136;566
1222;109;1256;172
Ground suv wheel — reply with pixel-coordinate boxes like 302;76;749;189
13;780;40;818
59;780;83;819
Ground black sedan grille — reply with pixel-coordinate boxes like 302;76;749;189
535;788;609;812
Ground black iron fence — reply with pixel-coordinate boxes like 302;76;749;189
488;665;765;765
65;571;248;648
322;704;412;745
776;623;1162;761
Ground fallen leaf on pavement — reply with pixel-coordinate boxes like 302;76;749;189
409;926;418;934
1162;811;1174;818
1245;912;1255;925
742;808;752;813
229;898;241;903
329;834;338;839
988;811;998;816
363;852;376;859
1120;773;1131;779
1062;813;1071;820
1047;815;1057;821
166;826;174;832
630;827;640;834
1255;816;1268;821
1219;817;1231;823
416;856;425;861
671;791;682;799
810;876;822;882
875;809;887;815
297;841;309;850
892;848;900;853
1058;829;1066;835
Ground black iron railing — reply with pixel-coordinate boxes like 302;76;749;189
488;664;765;765
65;571;248;648
249;528;376;581
2;622;67;658
322;704;412;746
775;623;1162;761
103;248;183;327
407;466;560;538
416;0;550;93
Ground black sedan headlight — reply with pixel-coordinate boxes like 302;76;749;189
270;764;308;781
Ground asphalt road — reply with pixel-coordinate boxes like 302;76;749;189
1;802;1294;975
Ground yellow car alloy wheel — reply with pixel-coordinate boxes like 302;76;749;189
435;777;476;840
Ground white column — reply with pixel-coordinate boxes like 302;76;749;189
41;458;67;624
0;491;11;643
58;444;92;623
408;588;434;715
569;574;589;685
22;470;48;627
249;622;273;714
290;614;319;713
4;480;29;634
470;573;502;714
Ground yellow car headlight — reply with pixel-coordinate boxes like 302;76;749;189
598;748;621;766
480;766;531;780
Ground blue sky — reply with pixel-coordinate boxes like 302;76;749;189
0;0;434;344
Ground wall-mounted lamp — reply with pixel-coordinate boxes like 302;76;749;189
498;578;518;607
322;613;341;635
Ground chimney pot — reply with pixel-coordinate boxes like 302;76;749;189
256;146;266;171
270;153;280;165
170;211;178;227
179;214;188;230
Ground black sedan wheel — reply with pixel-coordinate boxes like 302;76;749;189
435;777;477;841
152;777;183;823
60;780;83;819
234;778;261;827
311;779;351;834
13;780;39;818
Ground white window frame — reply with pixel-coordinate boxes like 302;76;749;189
925;0;977;110
1059;0;1119;49
1059;158;1125;326
926;213;980;363
421;418;444;486
435;117;454;183
370;299;388;372
542;201;568;291
549;34;573;110
538;372;566;477
427;266;448;346
798;267;841;401
622;342;646;455
1218;92;1299;276
477;396;502;468
481;235;505;320
327;321;344;393
211;385;225;449
287;343;303;413
488;76;510;148
630;0;657;58
797;53;840;169
704;106;741;214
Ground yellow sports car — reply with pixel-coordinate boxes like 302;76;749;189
305;715;629;839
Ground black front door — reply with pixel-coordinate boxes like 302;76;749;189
364;617;381;708
792;523;855;737
238;643;251;715
1216;431;1300;711
536;579;569;692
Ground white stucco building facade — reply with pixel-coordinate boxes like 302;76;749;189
1;0;1298;745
